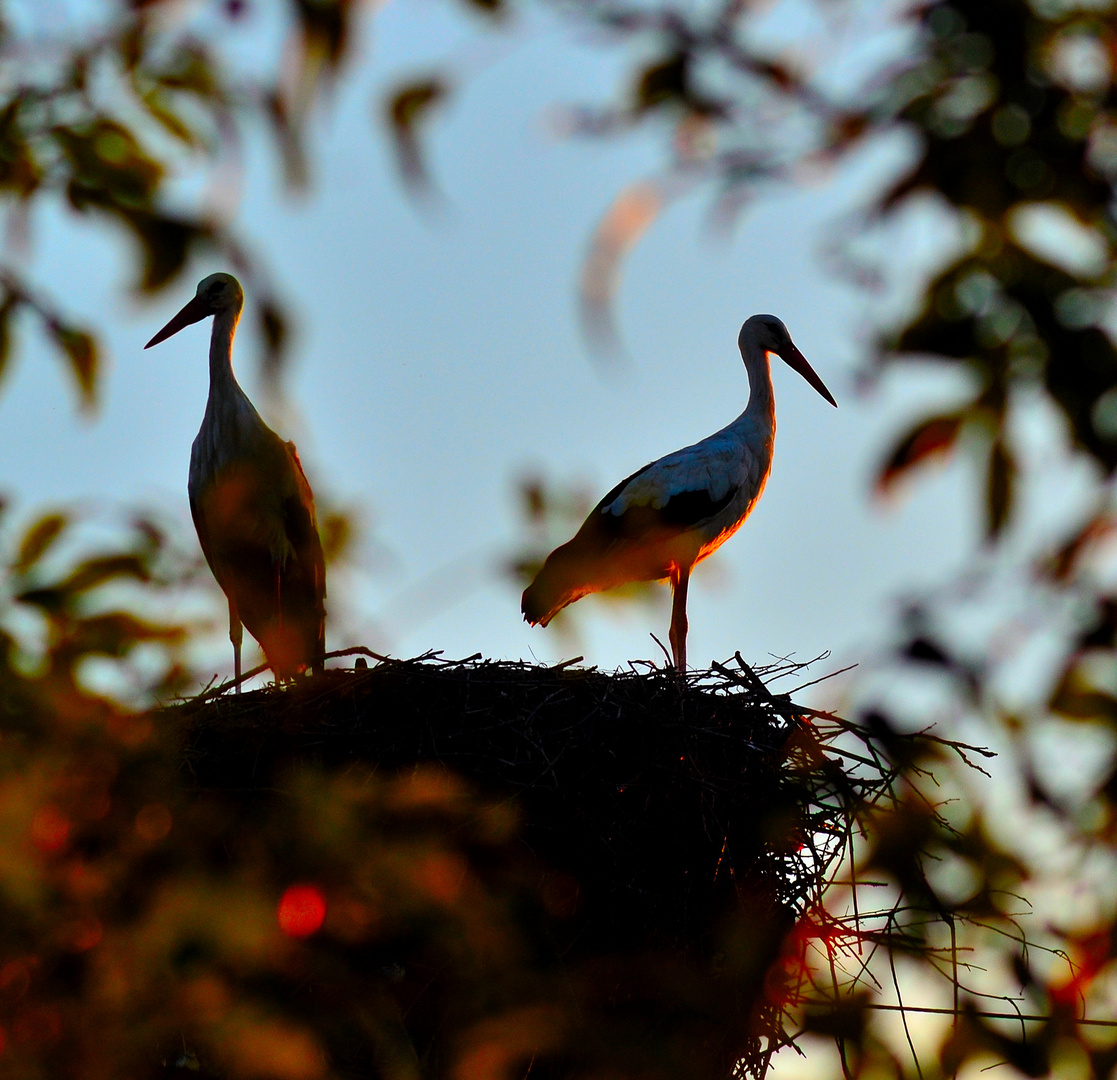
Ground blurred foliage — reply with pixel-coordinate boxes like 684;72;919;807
0;0;377;404
11;0;1117;1076
873;0;1117;538
0;502;205;705
385;78;450;196
0;505;556;1079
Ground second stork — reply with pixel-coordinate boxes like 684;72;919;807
522;314;835;672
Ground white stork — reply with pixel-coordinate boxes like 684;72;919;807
522;314;835;672
146;273;326;689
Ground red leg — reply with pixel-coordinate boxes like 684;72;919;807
228;597;243;694
669;564;690;674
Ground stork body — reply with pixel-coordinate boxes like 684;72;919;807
146;274;326;688
522;315;835;672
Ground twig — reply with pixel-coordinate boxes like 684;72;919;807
649;633;672;668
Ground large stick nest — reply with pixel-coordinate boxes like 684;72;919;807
165;653;873;1079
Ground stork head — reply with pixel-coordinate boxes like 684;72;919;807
739;314;836;407
145;273;244;349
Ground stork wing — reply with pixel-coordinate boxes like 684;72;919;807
598;436;750;536
522;431;761;626
189;489;226;592
188;433;326;675
281;440;326;602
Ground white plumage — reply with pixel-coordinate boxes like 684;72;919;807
522;314;836;672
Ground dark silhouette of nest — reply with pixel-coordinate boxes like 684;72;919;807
165;652;873;1079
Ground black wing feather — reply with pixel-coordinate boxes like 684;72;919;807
597;480;739;539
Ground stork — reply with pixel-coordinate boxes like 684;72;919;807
521;314;835;673
146;273;326;689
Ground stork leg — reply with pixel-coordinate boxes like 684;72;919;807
669;564;690;674
228;599;243;695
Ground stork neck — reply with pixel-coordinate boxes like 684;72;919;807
207;305;244;400
740;337;775;425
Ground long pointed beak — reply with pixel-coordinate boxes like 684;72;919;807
782;344;837;407
144;294;210;349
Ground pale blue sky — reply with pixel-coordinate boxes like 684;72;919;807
0;0;979;695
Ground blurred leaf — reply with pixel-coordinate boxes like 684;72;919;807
1045;513;1117;582
59;554;152;594
385;78;448;192
292;0;351;69
1050;675;1117;722
986;435;1014;539
55;119;163;210
0;99;42;198
318;509;354;564
14;514;69;576
635;53;689;113
130;212;207;292
266;90;308;190
905;636;950;665
802;991;869;1042
257;297;289;389
0;295;16;390
46;322;98;411
153;42;220;98
61;612;184;657
13;585;65;613
137;88;196;146
459;0;505;16
580;181;663;352
876;413;964;494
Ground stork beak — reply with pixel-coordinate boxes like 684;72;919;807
782;344;837;407
144;293;210;349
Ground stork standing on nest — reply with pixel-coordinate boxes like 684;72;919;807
146;273;326;689
522;314;835;673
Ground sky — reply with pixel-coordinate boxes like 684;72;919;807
0;0;983;706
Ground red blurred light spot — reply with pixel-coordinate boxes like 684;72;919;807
278;884;326;938
413;854;465;905
30;807;70;854
13;1004;61;1045
68;917;103;952
0;959;34;1002
134;803;173;843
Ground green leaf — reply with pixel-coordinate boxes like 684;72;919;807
139;88;196;146
14;514;68;575
54;119;163;209
154;44;219;98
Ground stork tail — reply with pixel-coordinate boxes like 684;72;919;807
522;541;598;626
